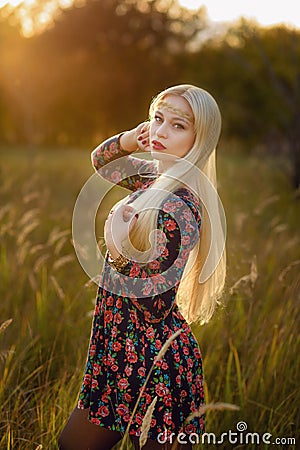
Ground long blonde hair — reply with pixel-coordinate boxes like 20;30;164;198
126;84;226;324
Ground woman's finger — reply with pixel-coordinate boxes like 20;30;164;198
123;205;135;222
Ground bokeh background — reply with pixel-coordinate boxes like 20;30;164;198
0;0;299;448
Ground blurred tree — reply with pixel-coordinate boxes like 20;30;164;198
225;23;300;190
180;21;300;190
0;16;24;143
0;0;206;146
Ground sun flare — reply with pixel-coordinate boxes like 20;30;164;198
179;0;300;28
0;0;299;37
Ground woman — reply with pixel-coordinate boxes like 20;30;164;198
59;84;226;450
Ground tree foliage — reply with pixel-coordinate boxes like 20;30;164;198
0;2;299;187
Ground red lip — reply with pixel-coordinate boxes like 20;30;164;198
152;140;166;150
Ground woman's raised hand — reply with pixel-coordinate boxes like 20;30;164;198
120;121;150;153
136;121;150;152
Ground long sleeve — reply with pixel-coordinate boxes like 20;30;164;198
91;134;158;191
103;188;202;323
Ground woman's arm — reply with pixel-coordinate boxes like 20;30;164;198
91;123;156;191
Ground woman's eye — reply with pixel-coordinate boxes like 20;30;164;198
174;123;184;129
154;115;162;122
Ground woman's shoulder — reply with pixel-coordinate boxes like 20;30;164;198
173;187;202;213
159;186;202;226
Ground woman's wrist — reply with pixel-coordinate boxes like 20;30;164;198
119;129;138;153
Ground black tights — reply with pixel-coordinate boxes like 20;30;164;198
58;407;192;450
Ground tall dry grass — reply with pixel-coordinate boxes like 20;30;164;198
0;146;299;449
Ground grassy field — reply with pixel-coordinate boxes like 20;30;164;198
0;145;299;449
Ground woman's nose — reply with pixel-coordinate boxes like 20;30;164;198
156;122;168;138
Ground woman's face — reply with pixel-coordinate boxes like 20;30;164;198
149;94;195;165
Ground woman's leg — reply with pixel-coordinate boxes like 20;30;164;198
58;407;122;450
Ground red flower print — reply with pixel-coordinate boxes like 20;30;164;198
187;358;194;368
187;371;193;383
156;230;166;244
116;298;122;308
171;340;179;350
111;170;122;183
112;341;121;352
129;310;138;323
103;149;111;160
111;364;118;372
127;352;138;364
124;393;132;403
163;201;177;213
181;390;187;398
118;378;129;390
144;393;152;404
125;338;134;352
92;379;98;389
176;375;181;384
164;219;176;231
116;404;129;416
106;295;114;306
161;247;169;258
190;400;196;412
109;142;118;154
152;274;166;285
174;353;180;363
104;310;113;323
161;361;168;371
174;258;185;268
183;210;192;221
181;235;191;246
193;347;201;359
89;344;96;357
183;346;190;356
148;260;160;270
185;423;196;434
129;263;141;277
92;364;100;376
164;394;172;407
125;366;133;377
111;326;118;338
146;327;155;339
196;374;203;385
185;222;195;233
142;280;153;296
138;367;146;377
150;418;157;428
155;339;162;350
114;312;123;324
91;418;101;425
98;405;109;417
163;411;173;425
181;333;189;344
135;412;143;425
155;382;170;397
84;374;91;385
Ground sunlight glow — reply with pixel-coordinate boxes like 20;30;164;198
0;0;299;37
179;0;300;28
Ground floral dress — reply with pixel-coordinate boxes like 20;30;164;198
78;135;205;441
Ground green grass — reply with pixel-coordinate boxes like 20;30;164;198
0;145;299;449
